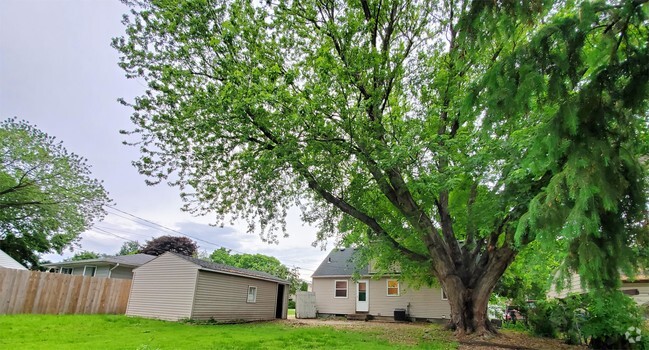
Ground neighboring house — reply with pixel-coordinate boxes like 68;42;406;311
126;252;289;322
312;248;451;320
548;271;649;305
0;248;27;270
43;254;156;279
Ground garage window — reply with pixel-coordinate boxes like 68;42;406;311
247;286;257;303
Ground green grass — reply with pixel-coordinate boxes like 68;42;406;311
288;308;295;317
0;315;456;350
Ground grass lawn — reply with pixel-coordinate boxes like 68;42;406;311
288;308;295;317
0;315;456;350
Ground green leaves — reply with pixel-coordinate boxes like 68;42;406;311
115;0;648;319
0;118;111;268
209;248;303;294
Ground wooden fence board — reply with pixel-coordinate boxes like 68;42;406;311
0;268;131;315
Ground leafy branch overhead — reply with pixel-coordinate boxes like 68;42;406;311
114;0;649;334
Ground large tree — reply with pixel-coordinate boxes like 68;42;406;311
114;0;649;334
0;118;110;269
210;247;302;294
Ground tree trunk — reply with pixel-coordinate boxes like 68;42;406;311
440;247;516;335
444;278;496;335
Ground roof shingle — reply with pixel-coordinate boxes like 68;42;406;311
312;248;367;277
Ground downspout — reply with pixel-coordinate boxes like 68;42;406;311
109;263;120;278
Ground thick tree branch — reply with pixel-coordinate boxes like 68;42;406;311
243;108;428;262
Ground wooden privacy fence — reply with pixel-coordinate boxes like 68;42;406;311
0;268;131;315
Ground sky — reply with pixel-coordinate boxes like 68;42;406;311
0;0;332;279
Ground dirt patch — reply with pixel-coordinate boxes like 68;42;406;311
283;317;444;346
284;318;587;350
456;330;588;350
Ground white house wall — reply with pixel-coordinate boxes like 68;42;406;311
313;277;450;319
622;282;649;305
312;278;356;315
367;279;450;319
548;273;649;306
126;254;199;321
547;272;583;299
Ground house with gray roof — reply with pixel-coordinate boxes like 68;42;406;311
43;254;156;279
126;252;289;322
312;248;450;321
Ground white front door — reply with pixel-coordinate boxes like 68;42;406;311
356;280;369;312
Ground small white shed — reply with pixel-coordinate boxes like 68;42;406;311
126;252;289;322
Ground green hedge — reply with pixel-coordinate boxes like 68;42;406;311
527;291;648;349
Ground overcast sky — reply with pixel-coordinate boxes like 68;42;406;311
0;0;332;278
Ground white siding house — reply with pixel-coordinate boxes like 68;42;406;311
42;254;156;279
311;248;451;320
548;271;649;306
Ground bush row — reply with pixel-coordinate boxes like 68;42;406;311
527;290;648;349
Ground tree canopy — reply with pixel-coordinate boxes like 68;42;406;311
209;247;302;293
67;251;102;261
0;118;111;269
117;240;141;256
140;235;198;256
115;0;649;333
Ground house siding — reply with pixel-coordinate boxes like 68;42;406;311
126;254;199;321
312;278;356;315
368;278;450;319
313;277;450;318
109;266;135;279
622;282;649;305
547;273;583;299
0;249;27;270
191;270;278;321
548;274;649;305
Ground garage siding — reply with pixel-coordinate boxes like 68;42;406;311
126;254;199;321
191;270;278;321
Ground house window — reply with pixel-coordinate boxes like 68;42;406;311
442;289;448;300
387;279;400;296
334;280;348;298
83;266;96;277
60;268;73;275
247;286;257;303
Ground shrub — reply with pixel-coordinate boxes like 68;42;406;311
527;291;647;348
527;299;560;338
288;300;296;309
581;290;645;349
527;295;585;344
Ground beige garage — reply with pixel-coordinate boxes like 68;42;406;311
126;252;289;322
